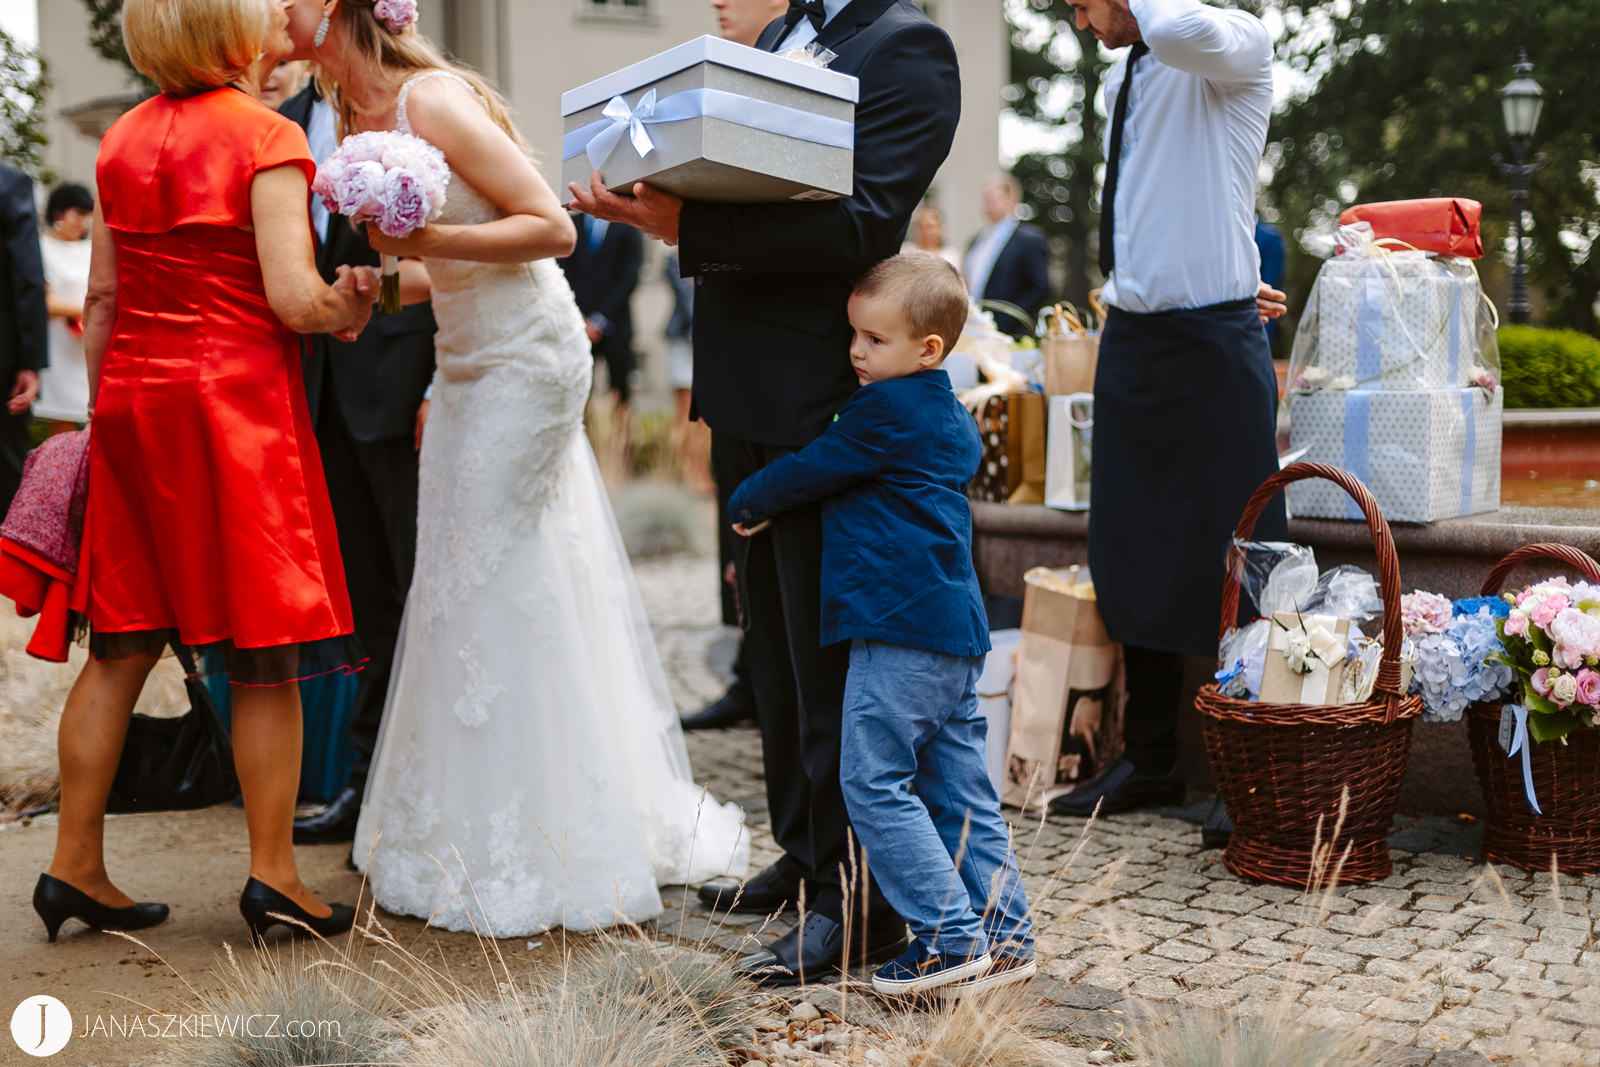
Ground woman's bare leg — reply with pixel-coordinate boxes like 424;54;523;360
231;682;331;917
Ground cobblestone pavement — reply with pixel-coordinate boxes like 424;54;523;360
634;553;1600;1066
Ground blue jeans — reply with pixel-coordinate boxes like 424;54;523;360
840;639;1034;960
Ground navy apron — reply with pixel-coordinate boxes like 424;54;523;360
1088;297;1287;657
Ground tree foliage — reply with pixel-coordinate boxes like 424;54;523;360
0;26;50;181
82;0;154;91
1262;0;1600;335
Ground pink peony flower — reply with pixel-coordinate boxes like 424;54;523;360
1531;667;1554;696
1549;607;1600;669
373;0;418;34
1530;592;1569;630
1576;669;1600;707
375;170;430;237
1401;591;1453;636
1504;610;1530;638
335;160;386;219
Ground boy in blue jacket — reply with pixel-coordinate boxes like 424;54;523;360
729;253;1034;998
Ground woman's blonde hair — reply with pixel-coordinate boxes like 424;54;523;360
123;0;269;96
317;1;529;153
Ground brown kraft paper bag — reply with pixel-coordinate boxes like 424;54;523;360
1003;567;1125;811
1041;302;1101;398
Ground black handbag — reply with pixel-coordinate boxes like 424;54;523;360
107;678;240;813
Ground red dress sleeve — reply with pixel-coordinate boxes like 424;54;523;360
98;89;315;233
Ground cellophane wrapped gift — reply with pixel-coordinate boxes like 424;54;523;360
1287;385;1502;523
561;35;857;202
1287;224;1499;394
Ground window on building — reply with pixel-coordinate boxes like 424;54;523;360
579;0;650;19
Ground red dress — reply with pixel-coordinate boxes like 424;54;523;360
88;88;358;684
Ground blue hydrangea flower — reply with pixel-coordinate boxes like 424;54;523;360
1411;604;1516;722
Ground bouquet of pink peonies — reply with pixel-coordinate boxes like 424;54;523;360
1492;576;1600;741
312;130;449;313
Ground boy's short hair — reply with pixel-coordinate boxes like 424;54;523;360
853;252;968;355
124;0;269;97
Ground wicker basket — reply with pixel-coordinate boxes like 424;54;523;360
1465;543;1600;874
1197;463;1423;887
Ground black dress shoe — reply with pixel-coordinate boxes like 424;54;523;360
1201;794;1234;849
680;686;756;730
239;878;356;943
734;911;908;987
697;859;801;913
1048;758;1185;818
293;786;363;845
33;874;170;943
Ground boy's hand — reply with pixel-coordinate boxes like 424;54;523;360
732;520;772;537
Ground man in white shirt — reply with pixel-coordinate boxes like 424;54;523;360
1053;0;1288;819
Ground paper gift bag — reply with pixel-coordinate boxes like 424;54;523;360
1045;393;1093;511
1003;567;1123;811
1040;304;1100;398
968;391;1045;505
977;629;1022;798
1258;612;1351;704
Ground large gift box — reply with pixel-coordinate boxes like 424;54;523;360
561;35;857;202
1300;251;1484;392
1287;386;1503;523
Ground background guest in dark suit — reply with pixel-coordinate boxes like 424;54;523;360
963;174;1050;337
1;162;47;514
1254;216;1287;346
280;84;438;845
571;0;962;987
559;215;643;415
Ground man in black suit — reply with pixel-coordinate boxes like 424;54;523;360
1;163;47;514
280;85;438;845
558;215;643;412
964;174;1050;337
572;0;961;986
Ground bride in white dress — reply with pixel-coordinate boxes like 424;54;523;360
307;1;746;937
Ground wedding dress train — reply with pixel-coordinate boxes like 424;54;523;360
352;73;748;936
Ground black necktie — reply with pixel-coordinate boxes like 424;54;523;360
783;0;827;35
1099;41;1148;278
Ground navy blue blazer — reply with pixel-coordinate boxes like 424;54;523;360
728;369;989;659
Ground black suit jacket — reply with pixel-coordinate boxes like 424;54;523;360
679;0;961;448
280;86;436;443
557;216;642;360
0;164;48;383
971;221;1049;337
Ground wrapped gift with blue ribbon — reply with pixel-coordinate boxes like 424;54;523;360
561;35;857;203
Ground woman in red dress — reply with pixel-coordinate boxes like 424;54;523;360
32;0;375;943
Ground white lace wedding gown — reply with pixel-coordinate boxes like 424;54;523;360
352;72;748;937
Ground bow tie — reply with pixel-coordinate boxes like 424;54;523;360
784;0;827;34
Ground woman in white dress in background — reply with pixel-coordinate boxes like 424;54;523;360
34;184;95;431
294;0;747;937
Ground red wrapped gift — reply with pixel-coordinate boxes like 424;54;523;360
1338;198;1483;259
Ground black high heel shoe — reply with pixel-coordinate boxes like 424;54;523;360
238;878;355;942
33;873;170;942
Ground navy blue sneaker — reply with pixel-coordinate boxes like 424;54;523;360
870;942;993;996
937;952;1039;999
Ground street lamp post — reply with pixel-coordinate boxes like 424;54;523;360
1494;51;1547;325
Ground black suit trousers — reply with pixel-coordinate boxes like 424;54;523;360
314;394;418;788
0;408;28;515
713;432;894;927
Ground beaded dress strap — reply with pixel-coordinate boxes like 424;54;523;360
396;70;490;133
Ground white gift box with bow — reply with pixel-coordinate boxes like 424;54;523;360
561;35;857;203
1259;612;1352;705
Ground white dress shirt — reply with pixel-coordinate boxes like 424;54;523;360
1100;0;1272;314
776;0;853;52
307;97;339;243
964;215;1019;300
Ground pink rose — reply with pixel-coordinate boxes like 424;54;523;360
1576;669;1600;707
1530;592;1570;629
1531;667;1554;696
1504;610;1530;638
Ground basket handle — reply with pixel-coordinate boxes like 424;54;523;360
1218;461;1405;723
1480;543;1600;597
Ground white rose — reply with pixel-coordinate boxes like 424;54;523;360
1551;671;1579;706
